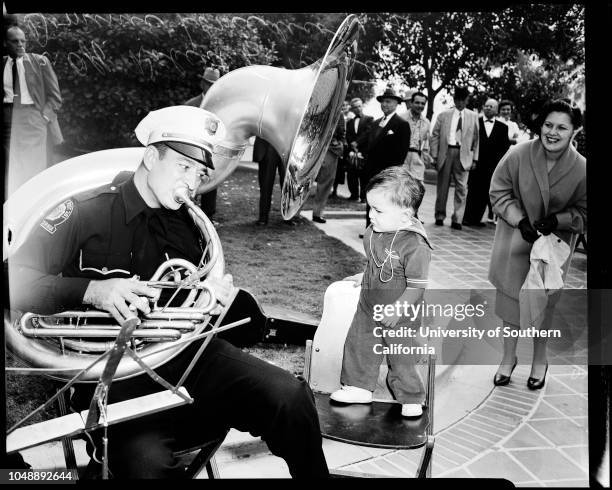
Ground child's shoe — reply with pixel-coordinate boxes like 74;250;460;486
330;385;373;404
401;403;423;417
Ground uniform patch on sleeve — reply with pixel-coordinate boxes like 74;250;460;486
40;200;74;234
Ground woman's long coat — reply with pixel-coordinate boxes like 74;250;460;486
488;139;586;300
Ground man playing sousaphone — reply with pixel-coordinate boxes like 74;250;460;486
7;105;329;478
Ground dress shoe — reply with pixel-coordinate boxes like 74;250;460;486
435;219;444;226
401;403;423;418
527;363;548;390
330;385;373;404
360;198;366;203
348;195;359;201
312;215;326;224
493;357;518;386
255;218;268;226
358;233;364;239
450;222;462;230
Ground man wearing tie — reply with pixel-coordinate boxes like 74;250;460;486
345;97;373;201
3;25;63;197
463;98;510;227
362;87;411;228
431;85;479;230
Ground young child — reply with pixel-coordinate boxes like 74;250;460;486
330;166;432;417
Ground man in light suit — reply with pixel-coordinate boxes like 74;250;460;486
3;25;63;197
363;87;411;228
463;98;510;226
431;85;479;230
184;67;220;221
345;97;373;201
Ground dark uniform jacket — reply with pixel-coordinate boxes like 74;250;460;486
8;172;206;406
8;173;203;314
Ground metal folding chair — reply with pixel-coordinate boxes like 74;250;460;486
304;281;435;478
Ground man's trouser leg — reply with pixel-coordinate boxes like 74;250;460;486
434;149;456;221
97;338;328;478
346;163;359;198
257;155;276;222
451;155;470;225
312;152;338;218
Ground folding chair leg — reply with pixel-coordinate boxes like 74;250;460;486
184;434;227;479
56;388;78;478
205;455;221;479
415;435;435;478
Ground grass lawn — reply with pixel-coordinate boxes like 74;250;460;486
5;165;365;428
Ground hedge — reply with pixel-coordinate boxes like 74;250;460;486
21;13;277;150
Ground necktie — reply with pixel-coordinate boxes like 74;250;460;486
12;58;19;98
455;113;463;143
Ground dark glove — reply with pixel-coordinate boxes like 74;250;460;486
518;217;539;243
533;215;558;235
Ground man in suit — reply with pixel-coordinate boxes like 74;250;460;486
345;97;373;201
431;85;479;230
463;98;510;227
363;88;411;227
253;136;284;225
184;67;220;221
3;25;63;197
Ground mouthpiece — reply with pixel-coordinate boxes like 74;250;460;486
173;187;191;205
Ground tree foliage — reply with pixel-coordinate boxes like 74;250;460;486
369;5;585;121
20;13;276;150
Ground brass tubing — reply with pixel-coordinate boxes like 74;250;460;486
21;325;182;340
36;319;197;331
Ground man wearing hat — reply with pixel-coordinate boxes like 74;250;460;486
8;105;329;479
362;87;411;227
185;67;221;222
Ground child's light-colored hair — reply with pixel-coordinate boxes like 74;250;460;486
365;166;425;212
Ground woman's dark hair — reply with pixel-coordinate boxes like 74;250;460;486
498;99;514;112
534;99;583;135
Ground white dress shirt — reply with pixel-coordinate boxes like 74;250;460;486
449;108;464;146
378;110;396;128
3;56;34;105
498;116;520;141
483;117;496;137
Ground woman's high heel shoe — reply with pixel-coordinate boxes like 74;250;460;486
493;357;518;386
527;363;548;390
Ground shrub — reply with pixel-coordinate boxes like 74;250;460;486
21;13;277;150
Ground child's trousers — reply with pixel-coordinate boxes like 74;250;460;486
340;302;426;404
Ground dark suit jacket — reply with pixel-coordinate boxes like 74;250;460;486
364;113;411;178
4;53;63;143
346;114;374;153
184;93;204;108
478;118;510;172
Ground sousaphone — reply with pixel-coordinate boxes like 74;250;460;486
3;15;360;382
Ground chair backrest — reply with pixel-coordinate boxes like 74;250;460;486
308;281;405;400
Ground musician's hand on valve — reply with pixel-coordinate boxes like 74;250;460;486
83;279;160;324
203;273;235;315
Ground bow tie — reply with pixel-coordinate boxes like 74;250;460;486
485;119;495;123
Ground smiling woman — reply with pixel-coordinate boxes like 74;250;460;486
488;98;586;391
